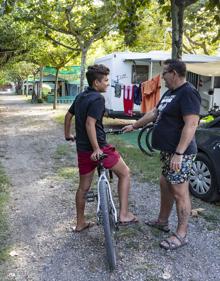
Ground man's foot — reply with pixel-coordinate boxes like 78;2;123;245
145;219;170;232
159;232;188;250
72;222;95;233
119;212;139;226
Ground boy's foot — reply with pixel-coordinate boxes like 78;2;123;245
72;222;95;233
119;213;139;226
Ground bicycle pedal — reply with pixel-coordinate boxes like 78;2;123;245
85;191;97;202
115;222;119;231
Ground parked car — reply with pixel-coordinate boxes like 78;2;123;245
189;116;220;202
136;114;220;202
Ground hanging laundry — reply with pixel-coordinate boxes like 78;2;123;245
123;85;134;116
114;83;122;98
133;84;142;105
141;74;161;113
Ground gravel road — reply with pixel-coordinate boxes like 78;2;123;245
0;93;220;281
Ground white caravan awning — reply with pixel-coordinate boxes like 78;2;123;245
186;62;220;77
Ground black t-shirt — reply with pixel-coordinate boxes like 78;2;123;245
152;82;201;154
68;87;107;151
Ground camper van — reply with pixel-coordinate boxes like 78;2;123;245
94;50;220;119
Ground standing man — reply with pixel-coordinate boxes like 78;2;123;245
64;64;137;232
123;59;201;250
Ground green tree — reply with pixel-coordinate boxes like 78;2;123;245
16;0;121;91
0;15;28;67
184;0;220;55
158;0;219;58
45;47;76;109
6;61;37;95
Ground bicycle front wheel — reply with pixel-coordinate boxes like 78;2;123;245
99;180;116;270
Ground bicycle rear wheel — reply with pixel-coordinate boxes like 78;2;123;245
137;125;153;156
99;180;117;270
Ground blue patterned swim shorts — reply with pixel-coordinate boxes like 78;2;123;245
160;151;196;184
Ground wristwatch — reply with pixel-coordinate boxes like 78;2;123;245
175;151;184;155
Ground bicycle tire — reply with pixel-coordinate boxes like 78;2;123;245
145;126;155;153
99;180;117;270
137;125;153;156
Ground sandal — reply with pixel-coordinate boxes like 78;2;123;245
145;219;170;233
160;232;188;250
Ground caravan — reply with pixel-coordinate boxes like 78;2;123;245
94;50;220;118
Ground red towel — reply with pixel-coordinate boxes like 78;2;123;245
123;85;134;116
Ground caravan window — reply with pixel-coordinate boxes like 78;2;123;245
187;71;199;89
132;65;149;84
214;77;220;88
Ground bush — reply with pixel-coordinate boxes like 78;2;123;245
37;98;43;103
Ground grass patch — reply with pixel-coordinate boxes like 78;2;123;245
108;135;160;183
57;167;78;179
54;114;65;124
53;144;70;159
0;163;10;264
200;212;219;223
54;114;75;125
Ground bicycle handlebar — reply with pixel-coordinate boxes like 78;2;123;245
105;129;123;135
98;153;108;160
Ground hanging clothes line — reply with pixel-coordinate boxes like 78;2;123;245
141;74;161;113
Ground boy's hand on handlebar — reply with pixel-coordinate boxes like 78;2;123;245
122;124;134;133
90;148;103;161
65;135;76;142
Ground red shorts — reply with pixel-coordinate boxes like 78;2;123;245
77;145;120;175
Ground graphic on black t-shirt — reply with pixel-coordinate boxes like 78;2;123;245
155;94;175;125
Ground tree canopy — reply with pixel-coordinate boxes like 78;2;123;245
0;0;219;88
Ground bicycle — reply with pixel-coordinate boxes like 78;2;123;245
85;129;123;271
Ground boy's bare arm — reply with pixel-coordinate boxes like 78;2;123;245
86;116;103;160
64;111;75;141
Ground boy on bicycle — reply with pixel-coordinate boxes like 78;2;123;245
64;64;138;232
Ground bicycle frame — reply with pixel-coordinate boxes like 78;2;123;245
96;166;118;225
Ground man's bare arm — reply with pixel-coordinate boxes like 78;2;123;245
170;114;199;171
122;107;158;132
175;114;200;154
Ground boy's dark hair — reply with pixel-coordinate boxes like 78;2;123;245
86;64;110;87
164;59;186;77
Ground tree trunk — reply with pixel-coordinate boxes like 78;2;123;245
21;80;25;95
25;77;29;97
53;68;59;110
171;0;184;60
80;48;88;92
38;66;43;99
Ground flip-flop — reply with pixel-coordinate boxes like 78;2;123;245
119;217;139;226
72;222;95;233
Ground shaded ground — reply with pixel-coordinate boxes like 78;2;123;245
0;93;220;281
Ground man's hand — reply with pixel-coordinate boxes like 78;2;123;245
90;148;103;161
170;154;183;172
122;124;134;133
65;135;76;142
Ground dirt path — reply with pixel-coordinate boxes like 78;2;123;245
0;93;220;281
